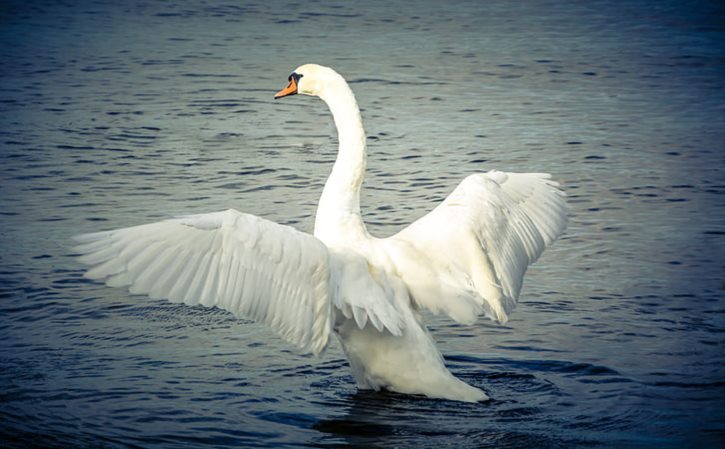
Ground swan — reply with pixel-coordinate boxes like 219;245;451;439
74;64;567;402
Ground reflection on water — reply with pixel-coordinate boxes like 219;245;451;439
1;0;724;448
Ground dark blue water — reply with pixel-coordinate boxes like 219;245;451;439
1;0;724;447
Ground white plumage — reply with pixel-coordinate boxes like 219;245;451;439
387;170;567;326
75;211;334;354
75;64;567;402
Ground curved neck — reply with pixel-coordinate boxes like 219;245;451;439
314;80;368;244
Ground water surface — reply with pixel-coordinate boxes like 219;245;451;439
1;1;724;448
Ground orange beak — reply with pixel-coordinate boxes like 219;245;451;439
274;77;298;99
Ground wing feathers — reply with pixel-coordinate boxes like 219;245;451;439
388;170;567;324
74;167;559;351
74;209;334;355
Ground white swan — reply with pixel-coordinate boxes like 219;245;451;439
74;64;567;402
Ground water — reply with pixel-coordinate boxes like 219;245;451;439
1;0;724;447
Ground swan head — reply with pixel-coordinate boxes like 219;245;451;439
274;64;342;100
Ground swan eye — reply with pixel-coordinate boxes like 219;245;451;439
288;73;303;83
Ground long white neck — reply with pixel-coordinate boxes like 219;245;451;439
313;76;368;244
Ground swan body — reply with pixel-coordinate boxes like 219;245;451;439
74;64;567;402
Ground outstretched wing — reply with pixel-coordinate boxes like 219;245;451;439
386;170;567;324
73;209;333;354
